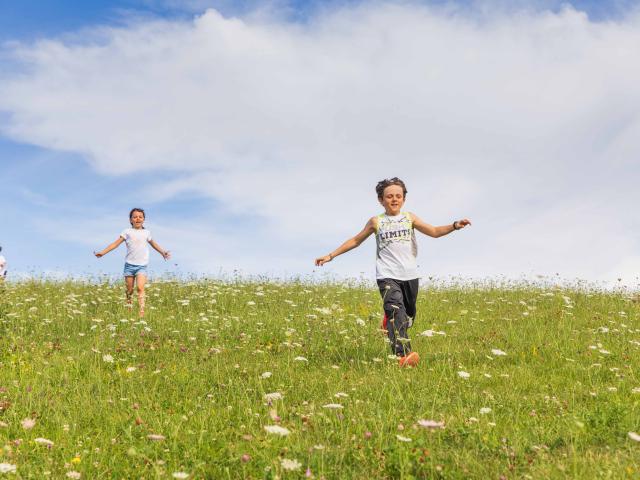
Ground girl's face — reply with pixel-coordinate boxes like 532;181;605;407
130;211;145;228
379;185;405;216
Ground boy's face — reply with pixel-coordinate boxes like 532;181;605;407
379;185;405;215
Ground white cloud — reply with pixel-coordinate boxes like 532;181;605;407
1;2;639;282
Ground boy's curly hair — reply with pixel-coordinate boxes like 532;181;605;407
375;177;407;199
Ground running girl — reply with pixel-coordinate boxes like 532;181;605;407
95;208;170;317
315;178;470;367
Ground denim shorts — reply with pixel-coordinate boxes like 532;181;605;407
123;263;148;277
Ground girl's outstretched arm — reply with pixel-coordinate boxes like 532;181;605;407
94;237;124;258
411;213;471;238
149;239;171;260
315;217;376;266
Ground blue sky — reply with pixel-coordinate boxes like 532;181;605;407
1;0;640;284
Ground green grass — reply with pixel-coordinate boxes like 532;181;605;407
1;279;639;478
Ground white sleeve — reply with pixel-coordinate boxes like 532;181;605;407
120;229;128;239
147;230;153;242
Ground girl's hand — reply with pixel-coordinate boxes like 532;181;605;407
315;255;332;266
162;251;171;260
94;251;103;258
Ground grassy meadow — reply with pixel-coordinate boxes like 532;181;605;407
1;279;639;479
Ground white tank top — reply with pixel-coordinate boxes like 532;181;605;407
375;212;419;280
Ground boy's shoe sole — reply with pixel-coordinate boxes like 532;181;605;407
398;351;420;367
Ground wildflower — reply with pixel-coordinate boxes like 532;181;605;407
126;366;137;373
241;454;251;463
261;372;272;379
264;392;283;402
264;425;290;436
21;418;36;430
417;419;445;429
280;458;302;471
457;371;471;379
147;434;166;441
396;435;412;442
628;432;640;442
34;438;54;447
491;349;507;356
322;404;343;409
334;392;349;398
172;473;189;479
0;463;17;474
71;457;81;464
66;472;81;479
480;407;492;415
102;354;114;363
294;356;308;362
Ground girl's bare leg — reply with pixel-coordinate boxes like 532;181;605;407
125;276;135;306
136;274;147;317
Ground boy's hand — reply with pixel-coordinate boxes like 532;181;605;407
94;251;103;258
162;251;171;260
315;255;332;266
455;219;472;229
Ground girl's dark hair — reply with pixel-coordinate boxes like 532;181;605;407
129;208;145;227
376;177;407;199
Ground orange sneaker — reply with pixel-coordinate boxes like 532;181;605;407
398;351;420;367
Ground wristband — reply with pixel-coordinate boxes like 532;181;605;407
453;221;460;230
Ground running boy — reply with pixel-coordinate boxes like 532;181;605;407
315;178;470;367
95;208;170;317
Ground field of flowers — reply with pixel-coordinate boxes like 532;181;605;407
1;279;639;478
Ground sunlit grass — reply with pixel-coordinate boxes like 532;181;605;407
1;279;639;478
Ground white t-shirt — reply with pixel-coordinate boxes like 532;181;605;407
375;212;419;281
120;228;152;266
0;255;6;276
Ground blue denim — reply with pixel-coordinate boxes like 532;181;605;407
123;263;148;277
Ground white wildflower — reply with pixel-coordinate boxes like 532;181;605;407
480;407;492;415
628;432;640;442
322;403;343;409
334;392;349;398
126;366;137;373
66;472;81;479
34;438;54;447
172;472;190;479
491;349;507;356
102;354;114;363
280;458;302;471
457;371;471;379
264;425;291;436
21;418;36;430
396;435;412;442
0;463;17;474
417;419;445;429
260;372;272;379
294;356;308;362
264;392;283;401
147;434;166;441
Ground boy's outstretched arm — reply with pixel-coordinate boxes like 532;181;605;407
149;239;171;260
411;214;471;238
315;217;376;266
94;237;124;258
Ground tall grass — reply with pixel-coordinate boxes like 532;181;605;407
0;279;639;478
